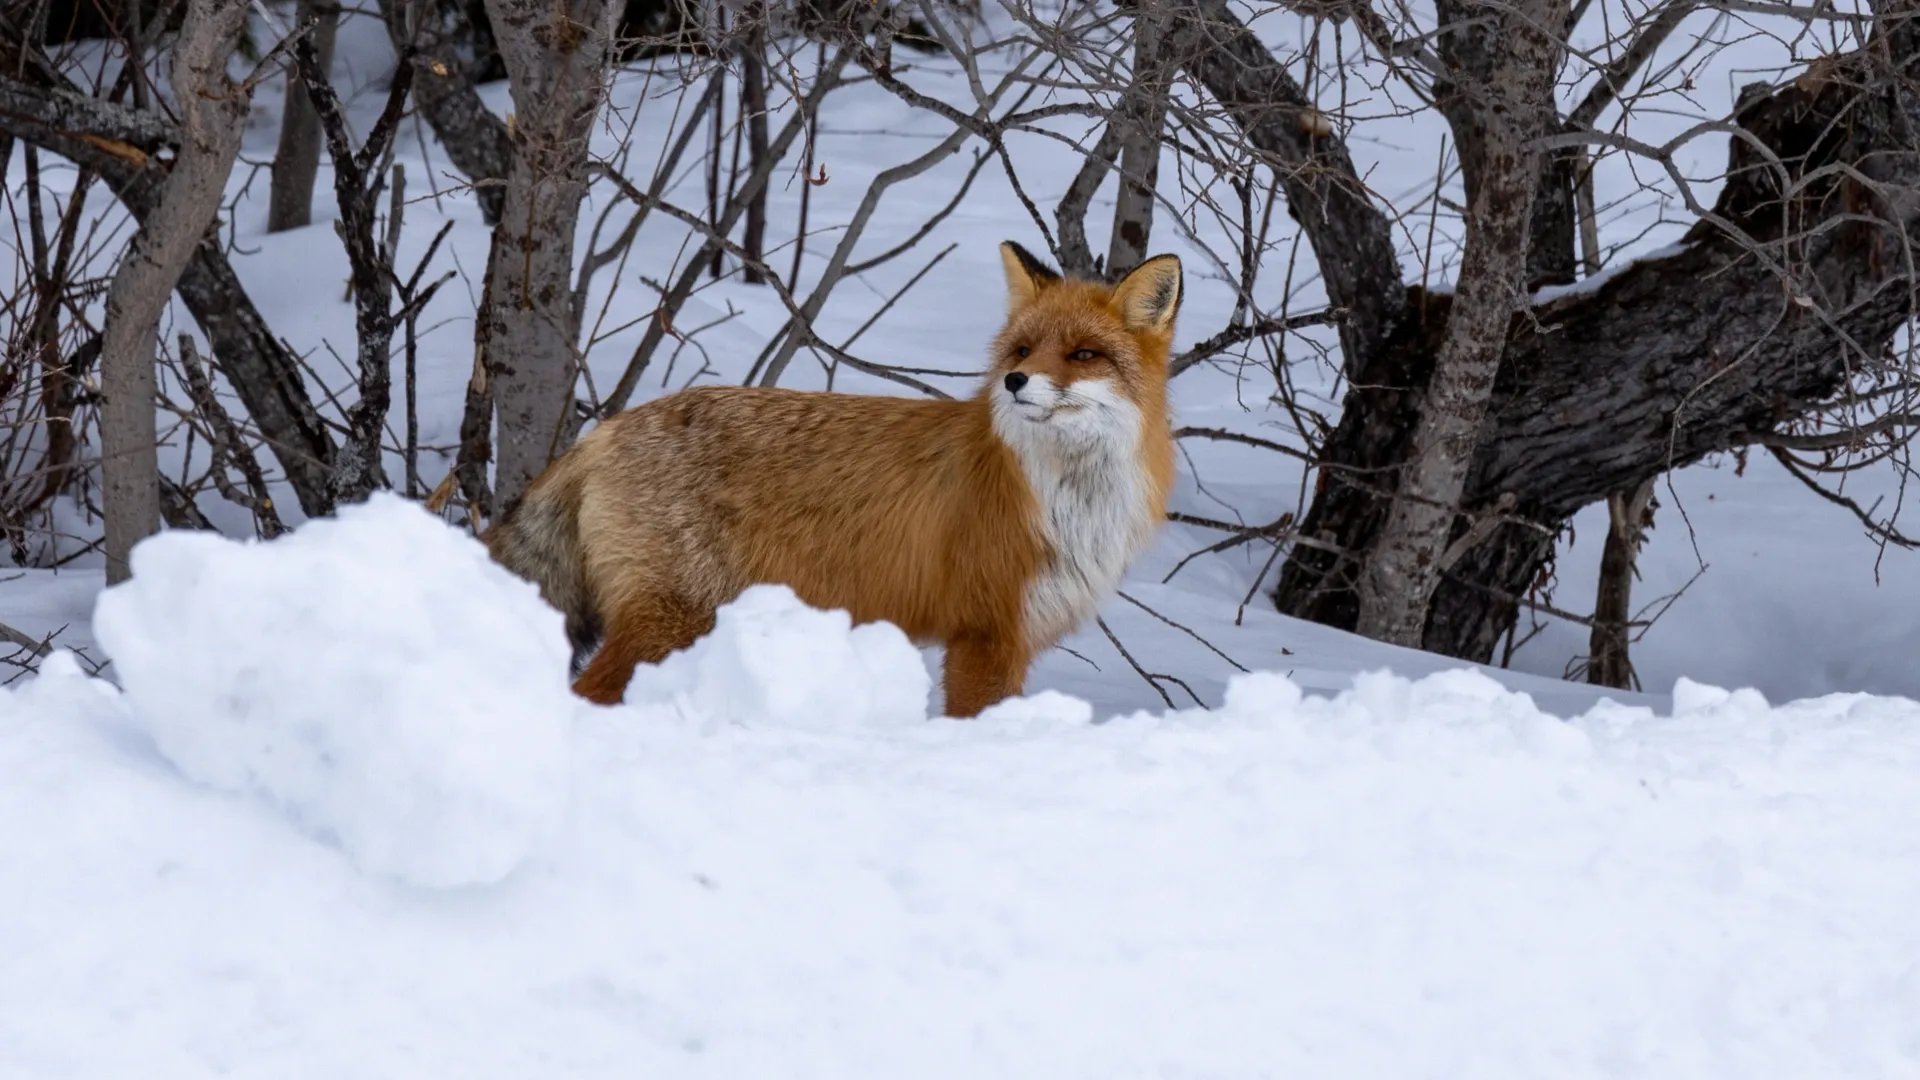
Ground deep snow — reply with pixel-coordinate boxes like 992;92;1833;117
6;495;1920;1076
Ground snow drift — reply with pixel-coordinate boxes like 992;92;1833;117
4;496;1920;1077
91;494;575;888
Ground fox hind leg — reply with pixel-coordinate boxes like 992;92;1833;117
571;593;715;706
942;632;1031;718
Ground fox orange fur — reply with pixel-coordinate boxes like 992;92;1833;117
485;240;1181;717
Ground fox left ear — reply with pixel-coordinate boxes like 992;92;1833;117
1112;254;1183;333
1000;240;1061;311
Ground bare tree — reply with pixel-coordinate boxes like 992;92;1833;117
296;32;422;504
96;0;252;581
1255;0;1920;662
0;18;340;518
478;0;618;511
266;0;339;232
1349;0;1563;647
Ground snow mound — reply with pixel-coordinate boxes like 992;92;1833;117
91;493;575;888
627;583;931;729
9;498;1920;1075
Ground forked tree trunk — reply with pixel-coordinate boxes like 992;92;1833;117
1350;0;1561;647
1054;123;1122;278
479;0;617;512
96;0;250;581
266;0;338;233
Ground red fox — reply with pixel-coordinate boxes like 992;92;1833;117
486;240;1181;717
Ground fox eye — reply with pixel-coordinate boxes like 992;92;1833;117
1068;348;1101;362
1015;345;1031;359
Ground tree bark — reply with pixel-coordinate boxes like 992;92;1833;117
479;0;616;512
1055;122;1122;277
266;0;338;233
1351;0;1560;646
1163;0;1406;376
1107;8;1171;278
96;0;250;582
1430;0;1578;290
375;0;512;223
739;0;770;284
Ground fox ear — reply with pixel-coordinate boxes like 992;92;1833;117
999;240;1060;310
1112;253;1183;333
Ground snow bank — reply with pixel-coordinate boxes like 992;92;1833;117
6;503;1920;1076
90;493;575;887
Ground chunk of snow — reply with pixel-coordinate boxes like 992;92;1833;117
90;493;574;888
625;583;931;730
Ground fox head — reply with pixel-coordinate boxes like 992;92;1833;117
987;240;1181;446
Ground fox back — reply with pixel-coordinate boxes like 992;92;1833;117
486;240;1181;716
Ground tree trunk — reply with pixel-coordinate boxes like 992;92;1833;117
96;0;250;582
266;0;338;233
1350;0;1560;646
1163;0;1406;376
479;0;616;512
1107;8;1170;278
375;0;512;223
739;0;770;284
1430;0;1577;290
1588;478;1654;689
1055;123;1122;277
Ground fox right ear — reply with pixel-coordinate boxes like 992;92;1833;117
999;241;1060;310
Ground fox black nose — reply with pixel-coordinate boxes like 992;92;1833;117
1004;371;1029;394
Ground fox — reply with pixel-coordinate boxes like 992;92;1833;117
485;240;1181;717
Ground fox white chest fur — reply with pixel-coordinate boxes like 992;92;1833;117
993;375;1160;647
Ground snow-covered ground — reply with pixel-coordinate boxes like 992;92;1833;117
8;494;1920;1076
6;1;1920;1072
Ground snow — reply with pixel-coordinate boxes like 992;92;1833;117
90;493;574;887
7;498;1920;1075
